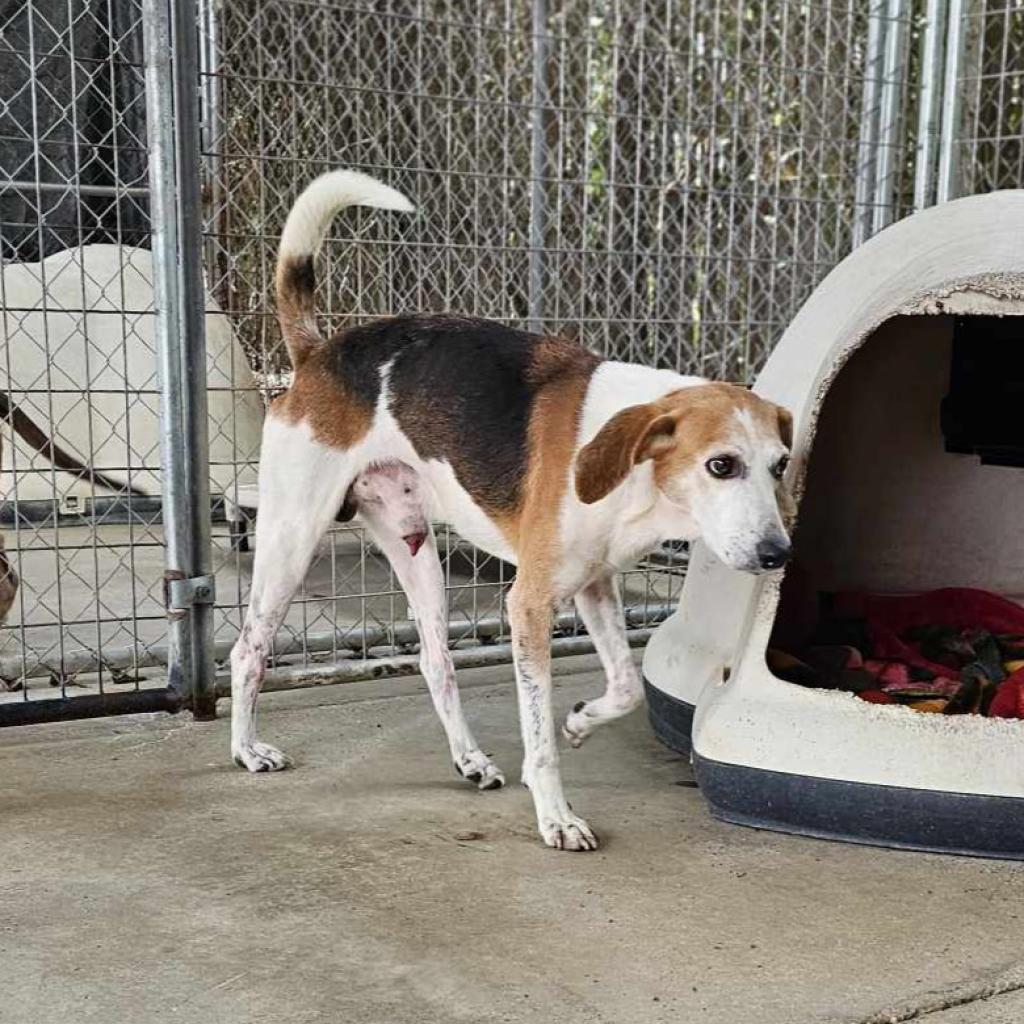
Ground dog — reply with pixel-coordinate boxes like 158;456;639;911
230;170;795;851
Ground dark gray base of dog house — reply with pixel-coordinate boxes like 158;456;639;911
643;677;695;756
644;676;1024;861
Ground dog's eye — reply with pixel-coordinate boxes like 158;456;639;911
706;455;738;479
403;486;413;495
772;455;790;480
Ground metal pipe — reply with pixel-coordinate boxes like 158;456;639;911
214;629;655;698
872;0;909;235
0;632;645;726
142;0;216;719
527;0;550;332
142;0;185;703
197;0;223;292
0;688;181;728
913;0;948;210
171;0;217;719
853;0;886;246
0;181;151;198
0;603;677;682
937;0;967;203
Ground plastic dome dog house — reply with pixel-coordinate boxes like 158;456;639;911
0;244;263;511
643;191;1024;859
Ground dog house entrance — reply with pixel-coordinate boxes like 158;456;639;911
773;313;1024;719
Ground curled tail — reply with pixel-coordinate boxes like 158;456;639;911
276;170;414;367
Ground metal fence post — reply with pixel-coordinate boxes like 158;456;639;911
937;0;967;203
913;0;948;209
143;0;217;719
528;0;550;333
198;0;223;290
853;1;886;246
871;0;909;235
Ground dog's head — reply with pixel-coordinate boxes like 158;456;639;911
575;383;795;574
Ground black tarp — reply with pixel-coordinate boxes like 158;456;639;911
0;0;149;262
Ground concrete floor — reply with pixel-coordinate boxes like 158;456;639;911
2;653;1023;1024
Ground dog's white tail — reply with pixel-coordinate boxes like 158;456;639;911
275;170;414;367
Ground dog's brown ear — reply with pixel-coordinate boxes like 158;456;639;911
776;406;793;449
575;405;677;504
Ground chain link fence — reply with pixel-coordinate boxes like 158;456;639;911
956;1;1024;193
0;0;1020;720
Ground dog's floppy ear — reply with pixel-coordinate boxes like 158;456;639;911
776;405;793;448
575;404;677;504
772;405;797;527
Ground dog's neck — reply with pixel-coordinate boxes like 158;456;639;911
591;461;698;571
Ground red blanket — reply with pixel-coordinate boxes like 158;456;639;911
780;589;1024;718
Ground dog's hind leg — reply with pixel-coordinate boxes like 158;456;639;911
359;507;505;791
230;417;353;772
561;574;643;748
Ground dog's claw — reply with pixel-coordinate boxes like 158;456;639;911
539;813;598;852
232;741;292;773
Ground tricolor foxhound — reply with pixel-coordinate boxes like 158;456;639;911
230;171;794;851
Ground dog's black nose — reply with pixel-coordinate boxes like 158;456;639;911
756;540;791;571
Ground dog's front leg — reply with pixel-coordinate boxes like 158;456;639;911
507;578;598;851
562;574;643;747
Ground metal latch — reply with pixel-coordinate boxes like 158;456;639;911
164;570;216;621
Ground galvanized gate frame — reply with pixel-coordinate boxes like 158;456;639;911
144;0;215;719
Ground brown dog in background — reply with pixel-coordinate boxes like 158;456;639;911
0;437;18;623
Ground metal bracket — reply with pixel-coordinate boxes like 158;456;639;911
164;570;216;621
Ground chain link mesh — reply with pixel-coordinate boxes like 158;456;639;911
957;0;1024;193
200;0;884;683
0;0;1017;709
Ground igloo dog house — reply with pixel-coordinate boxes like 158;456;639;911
643;191;1024;859
0;244;263;513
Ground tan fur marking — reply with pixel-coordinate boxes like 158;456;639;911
526;334;599;389
499;368;593;576
270;348;373;449
275;254;323;369
776;406;794;448
651;384;790;489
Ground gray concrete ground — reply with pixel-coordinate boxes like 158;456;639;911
2;653;1023;1024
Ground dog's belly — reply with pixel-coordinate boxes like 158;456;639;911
419;459;518;564
348;414;517;564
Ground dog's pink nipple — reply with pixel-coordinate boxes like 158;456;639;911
403;531;427;556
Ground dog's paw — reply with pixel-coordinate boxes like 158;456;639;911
232;741;292;773
454;750;505;791
562;700;594;748
539;811;599;852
